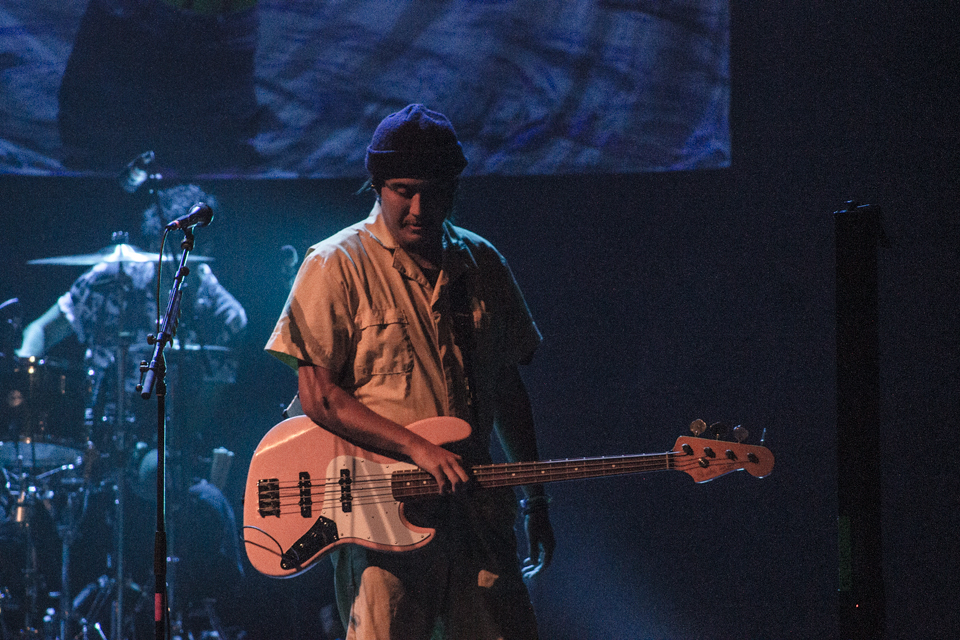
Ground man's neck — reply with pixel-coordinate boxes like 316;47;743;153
400;240;443;289
404;230;445;271
408;246;441;271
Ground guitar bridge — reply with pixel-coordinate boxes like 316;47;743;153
257;479;281;518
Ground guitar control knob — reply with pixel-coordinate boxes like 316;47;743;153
689;419;707;436
733;425;749;443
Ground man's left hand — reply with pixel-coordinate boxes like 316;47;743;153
521;510;555;580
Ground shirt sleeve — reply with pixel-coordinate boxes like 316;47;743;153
57;263;110;345
495;251;542;366
264;244;357;374
467;236;541;368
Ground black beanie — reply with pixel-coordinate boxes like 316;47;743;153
365;104;468;179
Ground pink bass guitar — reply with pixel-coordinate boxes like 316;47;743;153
242;416;774;578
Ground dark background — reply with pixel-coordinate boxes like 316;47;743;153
1;2;957;639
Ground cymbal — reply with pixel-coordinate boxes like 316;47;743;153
28;243;212;266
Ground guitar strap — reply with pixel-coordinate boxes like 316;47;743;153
446;273;480;425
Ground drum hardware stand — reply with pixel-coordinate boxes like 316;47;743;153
93;255;140;640
12;471;39;637
0;588;12;640
91;256;137;640
71;574;149;640
3;459;84;640
111;328;131;640
54;474;85;640
72;575;114;640
16;460;86;640
6;460;44;639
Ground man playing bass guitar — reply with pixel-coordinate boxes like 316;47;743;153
264;104;555;640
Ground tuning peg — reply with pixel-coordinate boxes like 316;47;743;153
709;422;729;439
733;425;749;443
689;419;707;436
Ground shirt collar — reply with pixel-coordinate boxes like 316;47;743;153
361;203;476;278
362;202;398;250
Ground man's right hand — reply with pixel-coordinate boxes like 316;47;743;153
405;438;470;495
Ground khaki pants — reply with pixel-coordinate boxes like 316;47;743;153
332;495;539;640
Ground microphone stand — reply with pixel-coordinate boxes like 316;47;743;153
138;227;196;640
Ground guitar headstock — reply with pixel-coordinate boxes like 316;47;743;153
672;421;774;483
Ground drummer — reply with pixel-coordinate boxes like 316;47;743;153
15;183;247;446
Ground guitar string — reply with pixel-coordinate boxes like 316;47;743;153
260;455;716;500
259;457;726;515
260;455;681;499
256;455;743;513
261;461;725;517
260;452;679;491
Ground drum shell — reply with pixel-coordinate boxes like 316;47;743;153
1;358;89;467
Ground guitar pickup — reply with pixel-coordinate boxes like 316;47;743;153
299;472;312;518
339;468;353;513
257;478;281;518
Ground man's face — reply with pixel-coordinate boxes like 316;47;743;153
379;178;456;257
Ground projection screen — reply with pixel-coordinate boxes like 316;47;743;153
0;0;728;178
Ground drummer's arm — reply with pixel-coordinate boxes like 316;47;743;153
17;303;74;357
196;264;247;334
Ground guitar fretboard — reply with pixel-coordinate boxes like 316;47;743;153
391;452;676;500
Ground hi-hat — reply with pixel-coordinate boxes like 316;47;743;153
28;243;212;266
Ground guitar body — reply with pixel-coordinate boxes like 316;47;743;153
243;415;471;578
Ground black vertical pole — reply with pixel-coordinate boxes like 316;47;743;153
835;201;886;639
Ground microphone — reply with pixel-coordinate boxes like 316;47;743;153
165;202;214;231
118;151;155;193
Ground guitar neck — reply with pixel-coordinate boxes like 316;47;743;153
392;452;675;500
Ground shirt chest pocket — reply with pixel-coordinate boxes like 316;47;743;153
355;308;414;377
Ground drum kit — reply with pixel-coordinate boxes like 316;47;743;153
1;238;237;640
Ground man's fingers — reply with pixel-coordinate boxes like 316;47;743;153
430;468;452;495
431;465;463;495
437;453;469;494
521;553;544;580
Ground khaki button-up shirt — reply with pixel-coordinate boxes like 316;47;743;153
265;204;540;463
